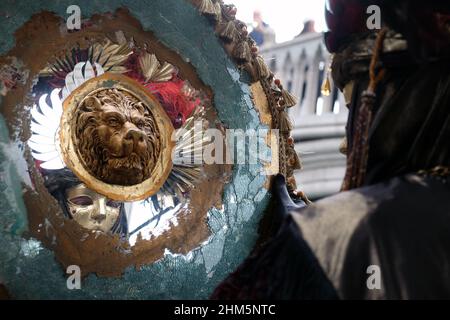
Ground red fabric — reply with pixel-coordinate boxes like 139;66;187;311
125;52;199;128
145;79;199;128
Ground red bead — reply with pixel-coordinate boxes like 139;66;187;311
274;79;281;86
287;137;294;145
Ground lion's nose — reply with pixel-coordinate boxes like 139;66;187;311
125;129;145;145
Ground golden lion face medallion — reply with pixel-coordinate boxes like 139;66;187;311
60;73;175;201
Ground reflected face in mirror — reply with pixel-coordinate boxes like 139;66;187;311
65;184;121;233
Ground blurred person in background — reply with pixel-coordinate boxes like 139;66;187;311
249;10;276;47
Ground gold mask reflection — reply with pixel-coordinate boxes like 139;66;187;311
66;184;120;233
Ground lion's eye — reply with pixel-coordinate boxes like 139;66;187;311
136;121;145;129
108;118;120;127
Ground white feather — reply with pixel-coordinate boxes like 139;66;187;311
62;87;70;100
50;89;63;117
39;157;65;170
28;140;57;154
38;94;59;124
30;121;55;138
64;73;77;93
31;150;59;162
83;61;95;80
30;105;48;126
72;63;85;87
29;88;65;170
29;133;55;146
62;62;105;102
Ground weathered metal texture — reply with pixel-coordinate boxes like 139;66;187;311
0;0;273;299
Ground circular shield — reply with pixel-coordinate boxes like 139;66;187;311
0;1;301;299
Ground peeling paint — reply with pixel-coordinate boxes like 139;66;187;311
0;57;28;96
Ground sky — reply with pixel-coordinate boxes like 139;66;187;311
226;0;327;43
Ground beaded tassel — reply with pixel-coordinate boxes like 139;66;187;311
342;29;387;191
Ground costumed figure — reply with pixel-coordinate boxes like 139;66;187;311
212;0;450;299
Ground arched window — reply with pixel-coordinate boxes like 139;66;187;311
270;56;277;72
300;64;309;105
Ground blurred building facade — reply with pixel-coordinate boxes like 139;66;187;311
260;30;347;199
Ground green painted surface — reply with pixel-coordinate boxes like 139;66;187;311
0;0;271;299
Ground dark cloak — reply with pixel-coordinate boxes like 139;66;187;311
211;21;450;301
